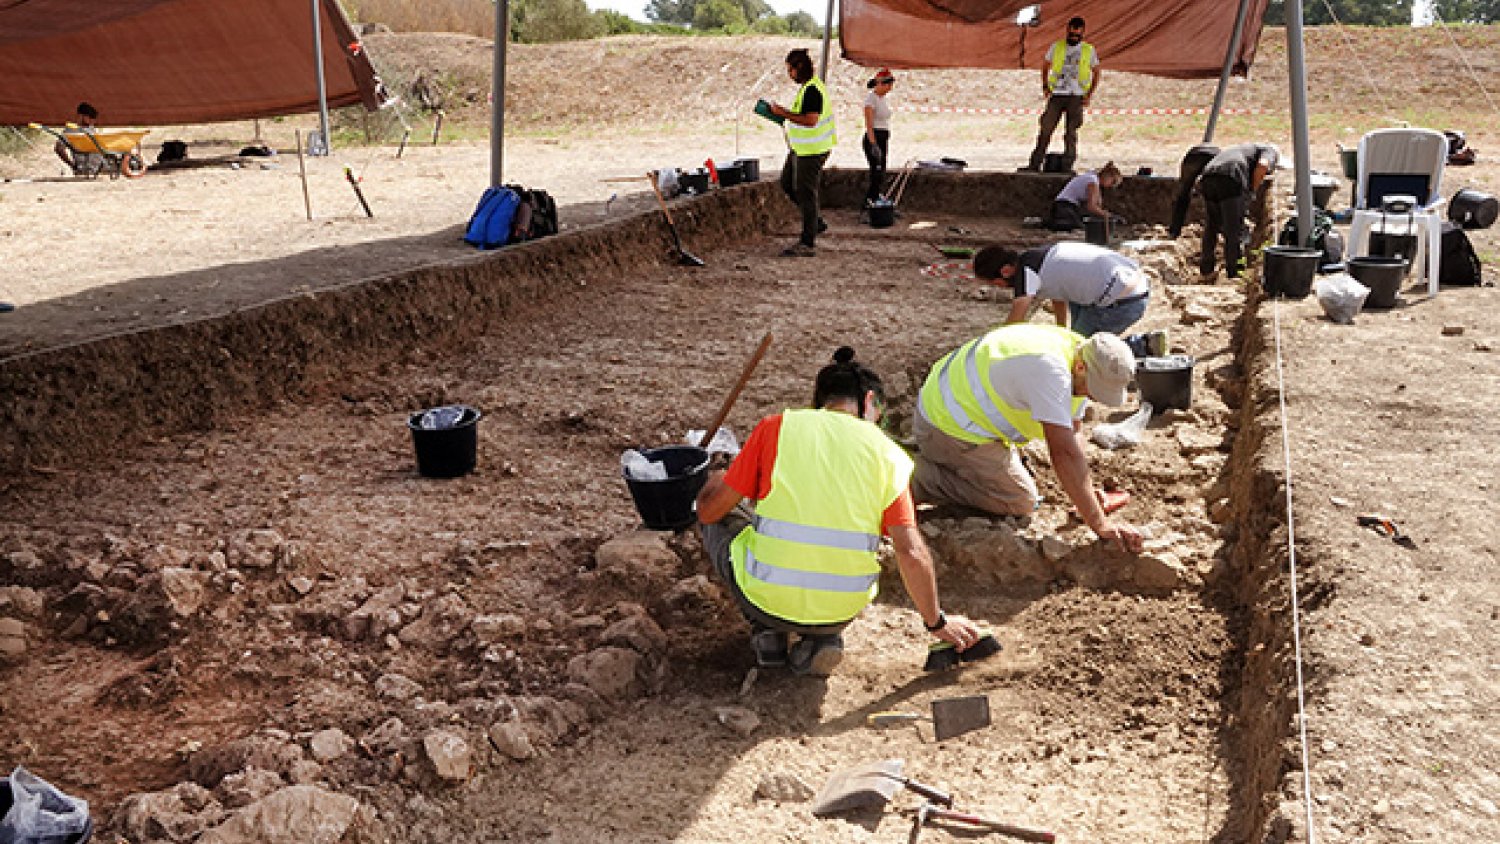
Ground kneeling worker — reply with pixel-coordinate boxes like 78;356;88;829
974;241;1167;360
911;325;1146;553
697;347;981;676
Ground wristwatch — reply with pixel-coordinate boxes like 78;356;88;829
923;612;947;632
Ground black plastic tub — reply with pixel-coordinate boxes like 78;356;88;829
678;168;710;194
623;446;711;531
1083;215;1110;246
868;199;896;228
407;405;481;478
715;162;745;187
1347;256;1408;308
735;157;761;182
1136;355;1195;412
1262;246;1321;299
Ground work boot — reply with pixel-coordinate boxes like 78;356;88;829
789;634;844;677
780;242;816;258
817;217;829;234
751;629;789;668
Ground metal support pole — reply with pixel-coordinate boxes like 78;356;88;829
491;0;508;187
1203;0;1253;144
311;0;332;156
1287;0;1314;247
819;0;836;79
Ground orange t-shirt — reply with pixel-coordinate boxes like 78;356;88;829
723;414;916;533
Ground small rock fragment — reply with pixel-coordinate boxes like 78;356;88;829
1441;324;1464;336
754;772;814;802
0;618;26;661
487;721;536;761
713;705;761;737
1039;534;1072;562
308;728;353;763
422;729;473;782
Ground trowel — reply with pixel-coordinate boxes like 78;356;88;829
866;694;992;741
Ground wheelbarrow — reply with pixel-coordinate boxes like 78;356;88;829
29;122;149;179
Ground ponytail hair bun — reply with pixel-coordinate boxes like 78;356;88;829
833;346;856;364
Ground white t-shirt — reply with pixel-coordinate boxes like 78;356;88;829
987;353;1086;431
1023;242;1148;306
863;90;892;130
1055;172;1098;206
1045;41;1099;97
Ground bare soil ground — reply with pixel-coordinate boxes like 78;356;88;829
1;26;1498;844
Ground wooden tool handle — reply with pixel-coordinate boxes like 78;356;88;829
866;712;927;728
928;806;1055;843
700;332;773;450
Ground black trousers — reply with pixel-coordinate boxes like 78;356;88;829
862;128;890;203
1169;143;1220;237
1046;199;1084;231
780;150;829;247
1200;173;1249;277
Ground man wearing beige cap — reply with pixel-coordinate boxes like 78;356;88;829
911;325;1144;552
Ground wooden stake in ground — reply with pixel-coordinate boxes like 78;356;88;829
344;167;374;218
295;129;312;221
431;110;444;145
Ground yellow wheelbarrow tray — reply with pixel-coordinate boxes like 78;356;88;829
63;128;150;155
27;122;150;179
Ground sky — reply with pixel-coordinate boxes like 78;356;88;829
587;0;834;23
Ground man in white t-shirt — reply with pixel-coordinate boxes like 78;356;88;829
911;325;1145;553
1022;16;1100;173
973;242;1167;360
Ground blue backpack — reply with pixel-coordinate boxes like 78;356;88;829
463;187;520;250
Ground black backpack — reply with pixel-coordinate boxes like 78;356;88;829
503;185;559;242
1278;210;1344;265
1439;221;1484;286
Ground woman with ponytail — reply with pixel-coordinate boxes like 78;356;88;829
697;346;980;677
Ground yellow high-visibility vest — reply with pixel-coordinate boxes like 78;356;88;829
1047;41;1095;93
731;408;910;625
786;77;837;156
918;324;1086;446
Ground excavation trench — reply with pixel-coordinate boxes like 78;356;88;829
0;172;1300;843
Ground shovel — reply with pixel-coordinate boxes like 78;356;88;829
866;694;992;741
646;171;705;267
812;759;953;816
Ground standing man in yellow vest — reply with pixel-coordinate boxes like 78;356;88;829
769;48;836;257
912;325;1145;553
1022;16;1099;174
697;347;982;677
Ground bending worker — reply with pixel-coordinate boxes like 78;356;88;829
1197;142;1280;278
973;241;1167;360
697;347;981;677
911;325;1145;553
1047;161;1121;231
769;48;836;257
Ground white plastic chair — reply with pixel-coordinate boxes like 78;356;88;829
1346;128;1448;296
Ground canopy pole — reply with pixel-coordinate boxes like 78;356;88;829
819;0;835;79
1203;0;1252;144
311;0;331;156
491;0;508;187
1287;0;1313;246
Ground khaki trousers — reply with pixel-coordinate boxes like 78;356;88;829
910;413;1039;516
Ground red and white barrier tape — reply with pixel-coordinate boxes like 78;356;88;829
897;105;1262;116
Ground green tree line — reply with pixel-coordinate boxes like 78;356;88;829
1266;0;1498;24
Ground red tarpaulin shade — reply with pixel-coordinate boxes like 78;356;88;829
0;0;382;126
840;0;1272;79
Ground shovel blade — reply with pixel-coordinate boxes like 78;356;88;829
811;758;905;816
931;695;991;742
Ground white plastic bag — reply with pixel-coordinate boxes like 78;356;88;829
1315;273;1369;325
1;766;91;843
1092;403;1154;450
684;427;740;457
620;449;668;481
655;168;680;199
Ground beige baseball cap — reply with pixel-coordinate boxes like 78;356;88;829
1080;333;1136;406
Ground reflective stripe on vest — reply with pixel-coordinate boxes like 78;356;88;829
743;548;878;594
731;408;910;625
919;325;1086;446
753;514;881;553
786;77;837;156
1048;41;1095;93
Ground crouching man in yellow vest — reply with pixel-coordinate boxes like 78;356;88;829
912;325;1145;553
697;347;982;676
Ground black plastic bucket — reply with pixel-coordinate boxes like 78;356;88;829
716;162;745;187
407;406;481;478
1310;175;1339;209
623;446;710;531
735;157;761;182
1449;188;1498;230
1368;231;1418;276
1042;152;1068;173
1136;355;1195;412
1347;256;1408;308
868;199;895;228
679;169;710;194
1082;215;1110;245
1261;246;1320;299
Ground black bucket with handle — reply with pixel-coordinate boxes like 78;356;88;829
1261;246;1320;299
734;157;761;182
623;446;711;531
1347;256;1408;308
407;405;481;478
1136;355;1195;412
